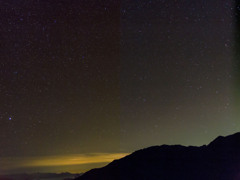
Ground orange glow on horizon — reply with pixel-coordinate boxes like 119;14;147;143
0;153;129;173
23;153;129;167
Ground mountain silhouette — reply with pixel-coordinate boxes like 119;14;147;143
75;132;240;180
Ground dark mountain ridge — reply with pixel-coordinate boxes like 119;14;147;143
75;132;240;180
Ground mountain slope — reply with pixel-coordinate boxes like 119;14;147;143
75;132;240;180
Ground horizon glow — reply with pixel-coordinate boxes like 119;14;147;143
0;153;129;174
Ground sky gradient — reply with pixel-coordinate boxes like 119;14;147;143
0;0;239;174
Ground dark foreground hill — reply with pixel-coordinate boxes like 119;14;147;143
75;132;240;180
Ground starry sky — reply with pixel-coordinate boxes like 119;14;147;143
0;0;239;174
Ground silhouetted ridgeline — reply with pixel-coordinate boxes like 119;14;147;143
75;132;240;180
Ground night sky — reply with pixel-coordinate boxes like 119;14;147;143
0;0;239;174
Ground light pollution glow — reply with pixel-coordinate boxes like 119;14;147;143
0;153;129;174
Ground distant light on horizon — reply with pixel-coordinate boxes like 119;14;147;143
0;153;129;174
